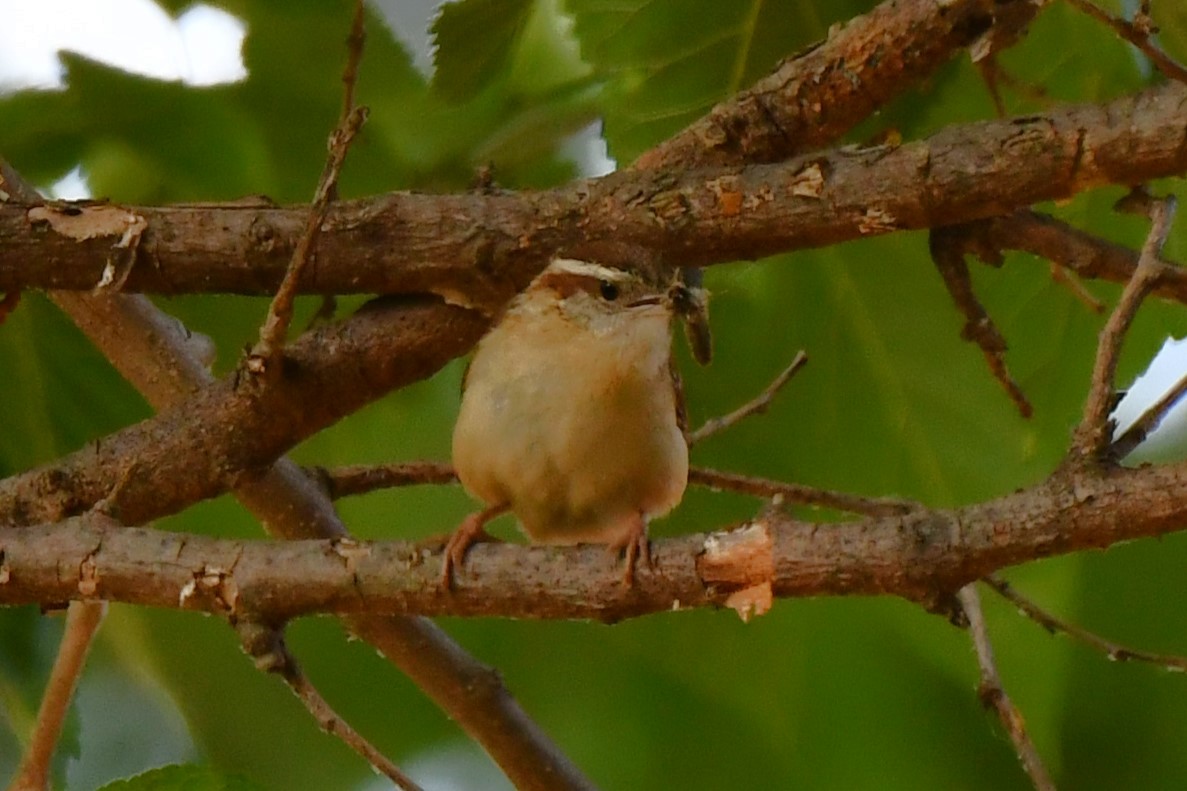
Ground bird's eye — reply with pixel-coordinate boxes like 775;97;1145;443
599;281;620;301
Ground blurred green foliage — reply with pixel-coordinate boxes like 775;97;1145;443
3;0;1187;788
96;763;263;791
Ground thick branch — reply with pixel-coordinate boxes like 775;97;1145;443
2;82;1186;300
48;290;587;791
2;0;1044;307
7;82;1184;527
4;460;1185;621
4;81;1185;530
0;298;484;526
635;0;1041;169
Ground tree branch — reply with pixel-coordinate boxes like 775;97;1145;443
3;459;1186;621
1110;368;1187;459
957;584;1055;791
985;574;1187;670
254;0;369;362
1073;192;1177;460
929;227;1035;417
1;82;1184;534
1066;0;1187;85
311;459;920;519
634;0;1043;169
938;209;1187;306
687;467;918;518
237;621;424;791
687;351;808;445
37;244;589;791
0;297;485;526
2;81;1186;300
7;602;106;791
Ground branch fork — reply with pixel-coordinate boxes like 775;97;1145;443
5;0;1187;789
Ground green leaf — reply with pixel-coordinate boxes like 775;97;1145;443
4;3;1187;789
96;764;264;791
565;0;869;163
0;294;150;475
1056;536;1187;788
0;55;270;202
0;0;595;200
432;0;536;101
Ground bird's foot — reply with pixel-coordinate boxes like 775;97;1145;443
609;514;651;588
441;505;507;590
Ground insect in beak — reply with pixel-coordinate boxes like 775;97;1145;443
670;269;712;366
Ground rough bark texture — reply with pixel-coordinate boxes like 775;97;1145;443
0;298;486;526
2;82;1185;302
2;460;1181;622
634;0;1041;169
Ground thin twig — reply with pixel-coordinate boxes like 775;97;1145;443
312;459;919;519
975;57;1009;118
8;602;107;791
688;351;808;446
953;210;1187;306
957;585;1056;791
1066;0;1187;84
688;467;919;517
1110;369;1187;459
238;623;424;791
315;461;458;499
984;575;1187;671
338;0;366;119
252;1;369;365
1048;262;1105;313
974;57;1053;118
1073;191;1177;460
929;228;1034;418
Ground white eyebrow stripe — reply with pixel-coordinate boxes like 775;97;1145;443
549;258;631;282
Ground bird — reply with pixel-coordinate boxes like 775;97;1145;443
444;245;708;587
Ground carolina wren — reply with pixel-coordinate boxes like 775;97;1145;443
446;248;707;586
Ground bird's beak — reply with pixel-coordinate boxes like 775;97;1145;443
626;295;664;308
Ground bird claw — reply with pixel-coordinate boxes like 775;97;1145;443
441;506;506;590
611;515;652;588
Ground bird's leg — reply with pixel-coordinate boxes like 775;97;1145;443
609;512;651;587
441;504;509;589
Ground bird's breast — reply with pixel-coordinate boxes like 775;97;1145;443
451;309;687;543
